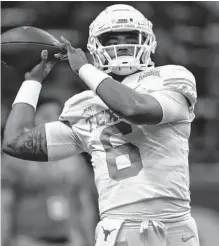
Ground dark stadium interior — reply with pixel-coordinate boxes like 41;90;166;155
1;1;219;245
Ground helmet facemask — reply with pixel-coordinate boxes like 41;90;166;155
87;4;157;76
88;30;156;76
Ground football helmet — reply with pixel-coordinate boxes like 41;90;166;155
87;4;157;75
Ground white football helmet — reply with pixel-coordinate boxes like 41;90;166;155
87;4;157;75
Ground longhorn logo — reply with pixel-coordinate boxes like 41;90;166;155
102;226;116;241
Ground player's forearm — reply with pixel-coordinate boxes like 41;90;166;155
79;64;162;124
96;78;162;124
3;104;48;161
3;104;35;145
3;51;55;161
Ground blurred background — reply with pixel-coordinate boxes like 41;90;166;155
1;1;219;246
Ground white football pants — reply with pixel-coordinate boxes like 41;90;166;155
95;216;200;246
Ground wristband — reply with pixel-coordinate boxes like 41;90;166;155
12;80;42;110
79;64;111;92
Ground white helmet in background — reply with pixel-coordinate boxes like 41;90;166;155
87;4;157;75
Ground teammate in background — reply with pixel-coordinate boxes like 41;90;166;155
1;102;97;246
3;4;200;246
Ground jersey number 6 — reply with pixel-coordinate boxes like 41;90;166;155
100;121;143;181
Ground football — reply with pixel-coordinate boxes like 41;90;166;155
1;26;62;73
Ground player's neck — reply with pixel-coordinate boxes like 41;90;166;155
111;73;127;82
110;70;140;83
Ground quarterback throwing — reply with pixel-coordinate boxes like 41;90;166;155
3;4;200;246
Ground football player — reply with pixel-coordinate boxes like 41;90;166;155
3;4;200;246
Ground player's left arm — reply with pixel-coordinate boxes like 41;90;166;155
95;66;196;125
58;37;162;124
96;79;163;124
96;66;197;125
59;38;196;125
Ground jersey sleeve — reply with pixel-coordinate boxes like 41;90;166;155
135;65;197;123
149;90;194;124
45;121;84;161
161;65;197;108
137;65;197;109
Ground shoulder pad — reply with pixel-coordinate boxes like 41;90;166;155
160;65;197;107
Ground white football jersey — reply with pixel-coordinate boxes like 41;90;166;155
59;65;197;216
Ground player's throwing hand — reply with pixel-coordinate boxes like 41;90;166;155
55;36;88;73
25;50;55;83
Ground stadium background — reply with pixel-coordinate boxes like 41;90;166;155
1;1;219;245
